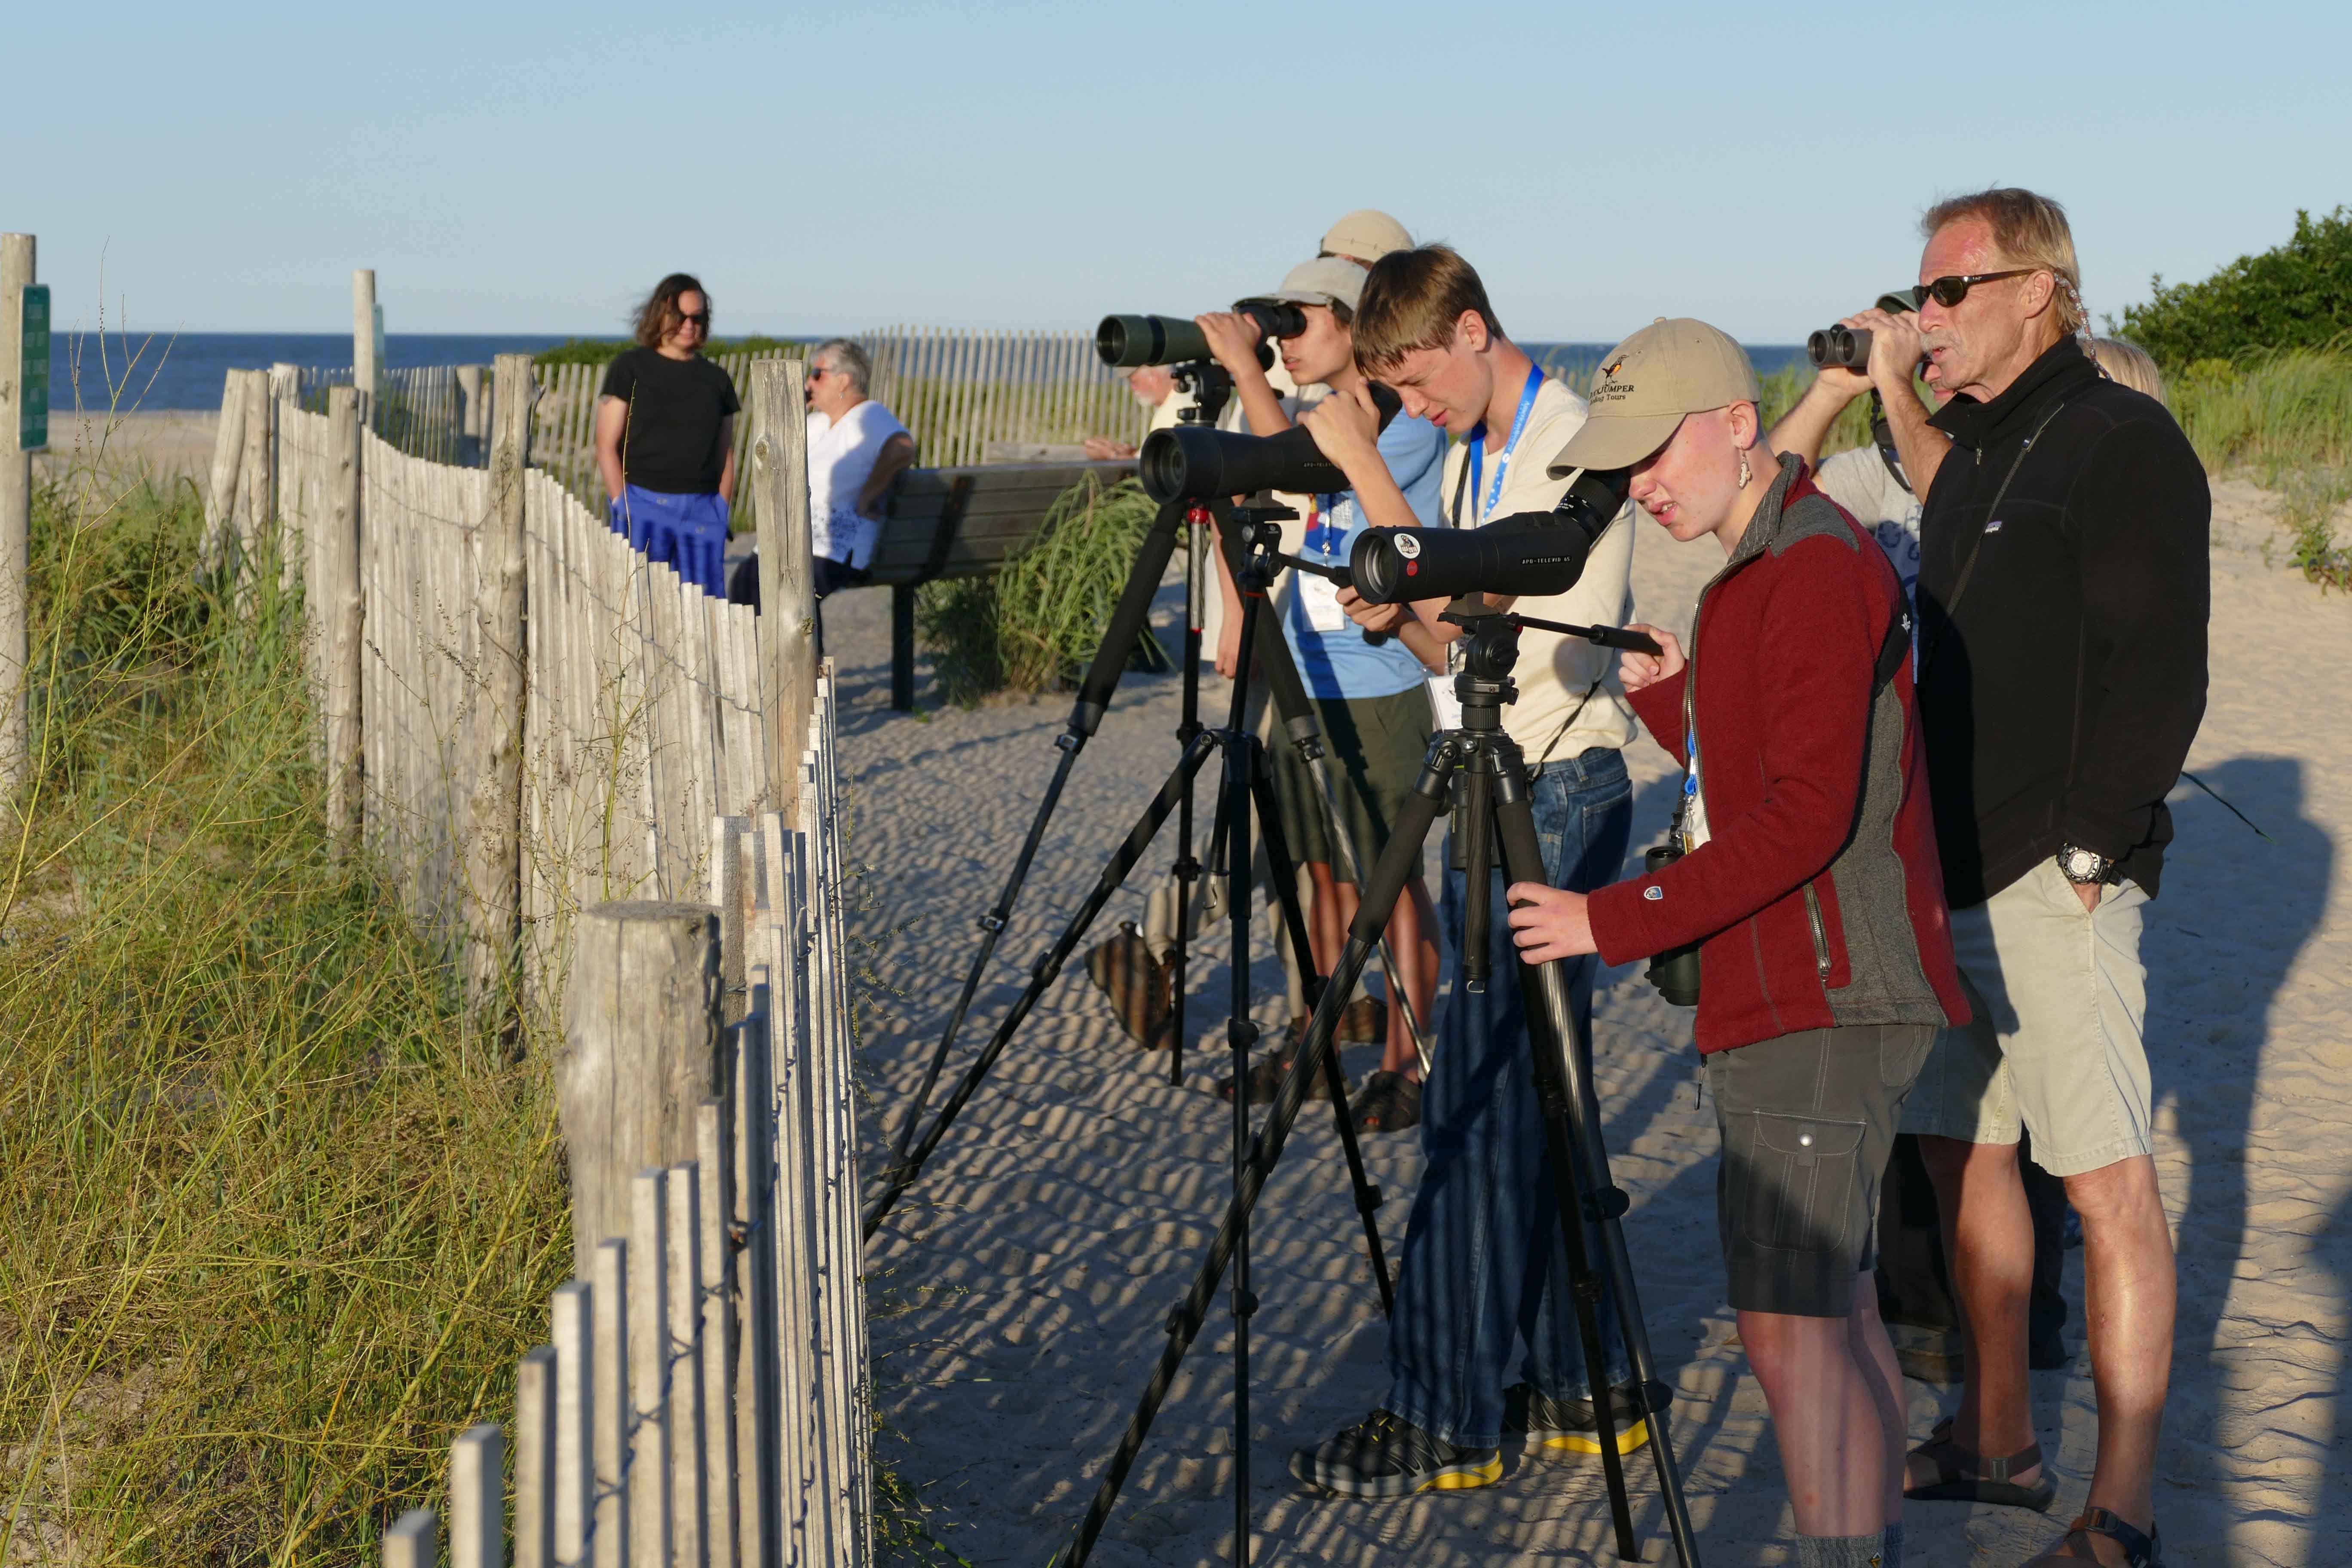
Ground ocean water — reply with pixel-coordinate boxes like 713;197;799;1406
44;333;578;413
44;332;1812;413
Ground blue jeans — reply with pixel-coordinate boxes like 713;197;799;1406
1384;746;1635;1449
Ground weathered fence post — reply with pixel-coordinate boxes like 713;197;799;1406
630;1168;673;1568
514;1346;557;1568
323;386;364;842
462;353;533;1019
551;1281;594;1565
593;1240;631;1568
236;368;274;576
450;1424;505;1568
558;902;723;1276
748;361;815;822
354;268;379;406
203;368;248;573
0;232;34;802
456;362;487;467
383;1509;437;1568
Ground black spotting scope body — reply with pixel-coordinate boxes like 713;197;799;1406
1348;465;1632;605
1096;304;1308;369
1138;382;1403;502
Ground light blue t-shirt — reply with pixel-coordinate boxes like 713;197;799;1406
1285;411;1445;701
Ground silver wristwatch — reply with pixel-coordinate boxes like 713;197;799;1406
2056;843;2113;885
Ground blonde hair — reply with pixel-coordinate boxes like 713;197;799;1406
2091;337;2166;404
1351;245;1505;376
1919;187;2090;338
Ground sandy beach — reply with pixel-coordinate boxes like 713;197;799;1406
32;407;221;482
834;475;2352;1568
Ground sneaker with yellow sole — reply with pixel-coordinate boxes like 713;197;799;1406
1508;1382;1654;1459
1289;1410;1501;1498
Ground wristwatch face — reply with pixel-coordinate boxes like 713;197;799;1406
2061;845;2106;882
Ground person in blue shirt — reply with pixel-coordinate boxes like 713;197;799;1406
1196;257;1446;1129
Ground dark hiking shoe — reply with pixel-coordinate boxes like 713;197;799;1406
1348;1069;1423;1133
1215;1021;1345;1105
1290;1410;1501;1498
1508;1382;1654;1459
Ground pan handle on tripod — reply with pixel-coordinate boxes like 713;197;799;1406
1270;551;1391;647
1505;610;1662;657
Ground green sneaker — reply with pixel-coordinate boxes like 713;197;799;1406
1509;1382;1654;1459
1289;1410;1501;1498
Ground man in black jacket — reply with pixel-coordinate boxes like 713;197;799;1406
1898;188;2208;1568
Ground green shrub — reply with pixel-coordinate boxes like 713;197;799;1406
2168;346;2352;592
916;474;1170;706
2116;207;2352;364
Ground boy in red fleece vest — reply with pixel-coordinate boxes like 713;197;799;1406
1507;318;1967;1568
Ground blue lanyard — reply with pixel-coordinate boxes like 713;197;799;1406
1465;364;1544;524
1305;493;1345;558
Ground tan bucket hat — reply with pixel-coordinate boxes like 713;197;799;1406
1319;210;1413;266
1549;317;1763;474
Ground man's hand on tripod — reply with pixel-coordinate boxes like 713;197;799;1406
1504;884;1598;962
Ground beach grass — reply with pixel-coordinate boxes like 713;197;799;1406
2170;344;2352;589
0;470;571;1563
916;473;1170;707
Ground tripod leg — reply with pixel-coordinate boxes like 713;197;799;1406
1491;775;1703;1568
1232;521;1435;1075
1223;731;1256;1568
863;730;1220;1239
890;498;1188;1156
1054;747;1456;1568
1171;514;1208;1086
1249;763;1393;1317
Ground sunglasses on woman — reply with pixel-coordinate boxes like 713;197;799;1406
674;309;711;328
1920;268;2038;307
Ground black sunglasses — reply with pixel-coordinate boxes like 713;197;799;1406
675;309;711;328
1920;269;2037;308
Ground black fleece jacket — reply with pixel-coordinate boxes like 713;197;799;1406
1915;336;2209;906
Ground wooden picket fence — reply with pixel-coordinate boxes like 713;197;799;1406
511;328;1151;520
385;780;869;1568
206;354;872;1564
260;373;774;994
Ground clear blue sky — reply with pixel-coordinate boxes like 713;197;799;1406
16;0;2344;344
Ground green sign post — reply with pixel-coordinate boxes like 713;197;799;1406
18;284;47;452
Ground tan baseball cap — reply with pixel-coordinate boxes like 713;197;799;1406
1548;317;1764;474
1238;256;1368;315
1319;210;1413;266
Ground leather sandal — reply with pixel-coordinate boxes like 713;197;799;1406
2026;1507;2164;1566
1904;1415;2056;1511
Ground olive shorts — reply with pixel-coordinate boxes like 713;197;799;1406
1899;858;2154;1176
1267;687;1434;883
1705;1022;1937;1319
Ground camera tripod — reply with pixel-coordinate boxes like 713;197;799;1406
870;412;1432;1236
1053;594;1702;1568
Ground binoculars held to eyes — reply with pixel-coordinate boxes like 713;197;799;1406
1805;289;1925;371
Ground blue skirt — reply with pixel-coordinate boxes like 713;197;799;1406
608;485;730;597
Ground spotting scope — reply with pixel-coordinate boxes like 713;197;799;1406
1096;304;1308;369
1349;465;1632;604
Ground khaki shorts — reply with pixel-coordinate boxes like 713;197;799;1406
1900;857;2153;1176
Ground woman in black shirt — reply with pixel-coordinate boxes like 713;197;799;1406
595;273;741;596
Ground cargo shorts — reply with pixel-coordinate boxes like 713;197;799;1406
1705;1022;1937;1319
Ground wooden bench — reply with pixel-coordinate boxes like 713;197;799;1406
864;458;1136;710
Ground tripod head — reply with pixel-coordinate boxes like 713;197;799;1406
1438;599;1523;733
1226;500;1298;588
1173;361;1235;428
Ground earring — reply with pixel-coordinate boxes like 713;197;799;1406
1737;450;1752;489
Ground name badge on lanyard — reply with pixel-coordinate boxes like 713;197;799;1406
1296;494;1350;632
